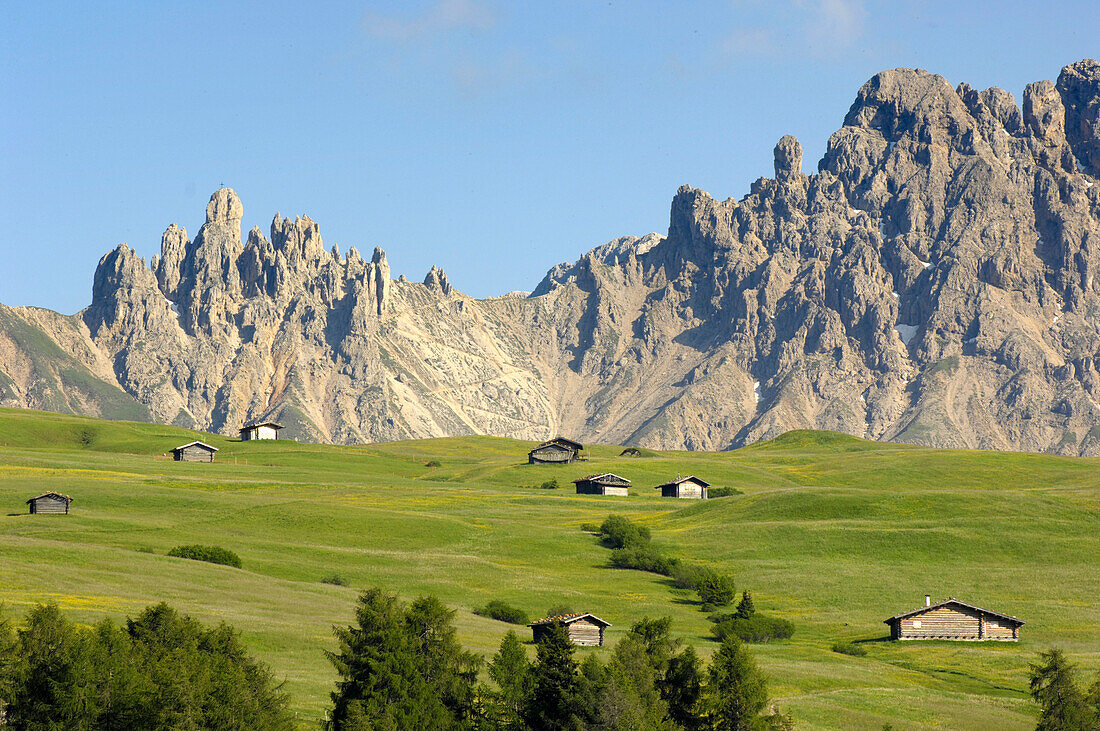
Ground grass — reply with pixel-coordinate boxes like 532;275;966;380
0;408;1097;728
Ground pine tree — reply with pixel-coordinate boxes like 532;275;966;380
487;630;532;729
0;605;16;718
706;635;769;731
596;632;673;730
1088;670;1100;723
525;622;581;731
404;595;481;727
326;588;451;730
734;591;755;619
663;645;705;730
1029;648;1091;731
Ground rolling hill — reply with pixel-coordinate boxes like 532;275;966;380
0;407;1097;727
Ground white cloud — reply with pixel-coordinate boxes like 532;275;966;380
363;0;496;42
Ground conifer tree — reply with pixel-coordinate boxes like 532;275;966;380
1029;648;1092;731
706;635;768;731
487;630;532;730
663;645;705;730
525;622;581;731
326;588;452;730
734;591;755;619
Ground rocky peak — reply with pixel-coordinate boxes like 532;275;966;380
205;188;244;228
155;223;189;298
773;135;803;180
1057;58;1100;174
1024;79;1068;151
424;265;452;295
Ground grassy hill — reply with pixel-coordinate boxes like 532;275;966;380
0;407;1097;728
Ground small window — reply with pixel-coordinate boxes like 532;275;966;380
912;620;922;628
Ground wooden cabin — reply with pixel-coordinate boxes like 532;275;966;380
239;421;284;441
26;492;73;515
171;441;218;462
528;437;584;464
655;475;710;499
573;473;631;496
884;597;1023;641
529;613;611;647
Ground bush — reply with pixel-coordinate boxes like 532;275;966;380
708;486;743;498
712;614;794;643
167;545;242;568
696;573;737;607
425;460;442;468
474;600;529;625
599;515;651;549
544;603;575;617
669;561;714;590
579;522;601;533
321;574;349;586
609;546;678;576
539;479;560;490
831;641;867;657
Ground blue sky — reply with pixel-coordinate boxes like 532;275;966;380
2;1;1098;314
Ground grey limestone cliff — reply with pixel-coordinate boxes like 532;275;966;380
2;59;1099;453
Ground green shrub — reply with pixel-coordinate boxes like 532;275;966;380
599;515;651;549
539;479;560;490
579;522;601;533
670;562;716;590
708;486;743;498
831;641;867;657
544;603;575;617
696;573;737;607
609;546;678;576
167;545;242;568
474;600;529;625
321;574;349;586
425;460;442;468
734;591;755;618
712;614;794;643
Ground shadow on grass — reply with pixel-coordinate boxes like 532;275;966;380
854;636;895;644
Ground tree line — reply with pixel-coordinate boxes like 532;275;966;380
325;587;793;730
0;602;293;730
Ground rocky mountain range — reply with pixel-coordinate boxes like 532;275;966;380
3;59;1100;454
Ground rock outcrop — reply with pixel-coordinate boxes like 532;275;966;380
2;59;1099;454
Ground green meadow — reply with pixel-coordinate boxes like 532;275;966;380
0;407;1097;729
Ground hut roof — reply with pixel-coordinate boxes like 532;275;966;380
240;422;284;431
573;473;630;485
529;612;611;628
535;437;583;451
654;475;711;489
25;492;73;504
172;440;219;453
884;598;1024;626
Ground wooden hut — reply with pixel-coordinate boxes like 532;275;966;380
239;421;284;440
884;597;1023;641
620;448;642;457
26;492;73;515
528;437;584;464
655;475;710;499
573;473;630;496
529;613;611;647
171;441;218;462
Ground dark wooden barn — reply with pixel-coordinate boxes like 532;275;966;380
573;473;631;496
239;422;284;441
171;441;219;462
26;492;73;515
529;613;611;646
885;597;1023;641
655;475;710;499
528;437;584;464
